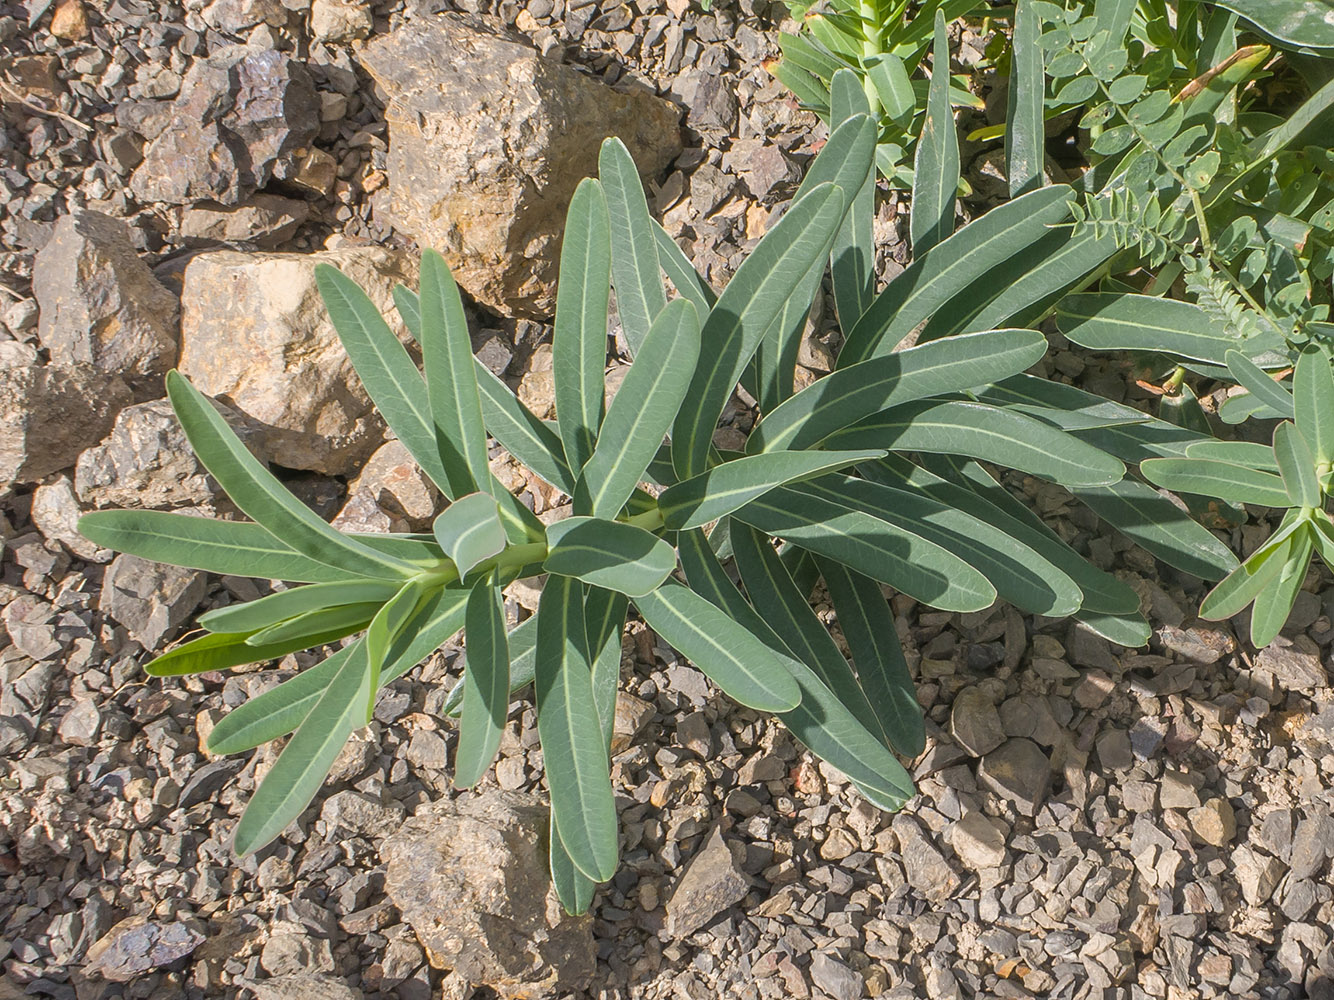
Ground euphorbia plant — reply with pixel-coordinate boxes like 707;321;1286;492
83;101;1186;912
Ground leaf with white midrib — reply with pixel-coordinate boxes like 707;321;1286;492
433;492;507;577
535;575;619;882
206;647;351;755
543;517;677;598
578;299;700;519
553;178;611;475
911;11;959;255
671;182;847;481
749;329;1047;453
600;138;665;359
165;371;413;581
199;581;401;633
454;579;510;789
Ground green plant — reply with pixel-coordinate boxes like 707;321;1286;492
1026;0;1334;380
1140;347;1334;645
82;108;1246;910
773;0;985;188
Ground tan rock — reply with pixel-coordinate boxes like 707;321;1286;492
0;365;132;487
1188;797;1236;847
178;194;310;248
347;439;439;528
310;0;373;43
950;811;1007;870
33;211;179;391
30;476;111;562
178;247;418;475
49;0;89;39
360;14;681;318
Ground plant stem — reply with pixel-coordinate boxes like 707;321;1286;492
624;506;665;532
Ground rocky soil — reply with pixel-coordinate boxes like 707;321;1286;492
1;1;1333;999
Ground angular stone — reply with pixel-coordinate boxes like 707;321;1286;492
179;194;311;248
178;247;418;474
84;916;205;982
1256;637;1327;692
1095;728;1133;771
1232;845;1285;905
892;814;959;903
202;0;288;33
810;953;864;1000
951;811;1007;870
260;923;335;976
361;15;681;318
381;791;595;996
320;789;406;838
611;692;655;755
345;440;440;528
977;738;1051;817
950;687;1005;757
75;398;262;511
310;0;373;43
33;210;180;389
666;826;750;938
1289;815;1331;880
101;553;208;649
30;476;112;562
239;975;364;1000
130;46;318;206
1188;797;1236;848
0;365;132;487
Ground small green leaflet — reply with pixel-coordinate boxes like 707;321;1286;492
432;492;507;577
543;517;676;598
577;299;700;519
633;581;802;712
1294;348;1334;465
658;449;885;530
454;578;510;789
911;11;959;254
1273;422;1321;509
1225;350;1294;419
553;177;611;473
534;576;619;882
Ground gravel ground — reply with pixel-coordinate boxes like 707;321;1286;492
2;1;1334;999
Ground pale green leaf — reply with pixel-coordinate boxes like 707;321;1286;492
544;517;675;598
1294;348;1334;465
600;138;665;358
199;581;401;633
1006;0;1045;197
911;11;959;254
454;579;510;788
1140;457;1291;507
432;492;507;577
1273;422;1321;509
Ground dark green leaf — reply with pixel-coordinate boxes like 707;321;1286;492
454;578;510;788
911;11;960;254
1006;0;1045;197
600;138;666;357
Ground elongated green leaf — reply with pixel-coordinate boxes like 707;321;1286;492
751;328;1048;453
1273;422;1321;509
554;178;611;473
633;580;801;712
535;575;618;882
1057;293;1285;365
841;185;1075;365
1140;457;1291;507
432;492;507;577
677;536;914;811
393;282;421;339
600;138;665;358
1209;1;1334;51
475;362;576;495
78;511;360;584
1225;350;1294;419
896;456;1140;615
1311;512;1334;572
420;250;490;498
1294;348;1334;466
1006;0;1044;197
672;183;847;480
550;813;597;916
578;299;700;519
206;648;350;754
544;517;676;597
911;11;959;254
585;586;629;753
1073;479;1239;580
659;449;884;530
233;640;371;854
1184;439;1279;472
1250;526;1312;647
315;265;454;498
165;371;412;580
829;71;876;332
246;602;381;647
364;579;427;720
347;532;446;567
731;486;996;611
723;525;886;743
801;473;1082;616
199;581;400;633
816;558;925;756
652;223;716;317
865;52;914;124
1201;532;1293;621
146;622;366;677
454;579;510;788
827;400;1125;487
978;373;1155;433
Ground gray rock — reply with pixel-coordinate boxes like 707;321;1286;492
179;758;245;809
360;14;681;319
677;66;740;136
0;364;132;487
30;476;112;562
260;923;335;976
201;0;288;33
891;815;959;903
84;916;205;981
950;687;1006;757
178;246;418;475
977;738;1051;817
950;811;1007;870
75;398;262;511
381;790;595;995
57;698;101;747
239;976;364;1000
178;194;311;248
1232;845;1285;905
1095;728;1133;771
33;210;179;389
810;952;865;1000
320;790;406;838
1289;815;1330;880
1256;637;1327;692
100;553;208;649
665;826;750;938
310;0;372;42
130;46;318;206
